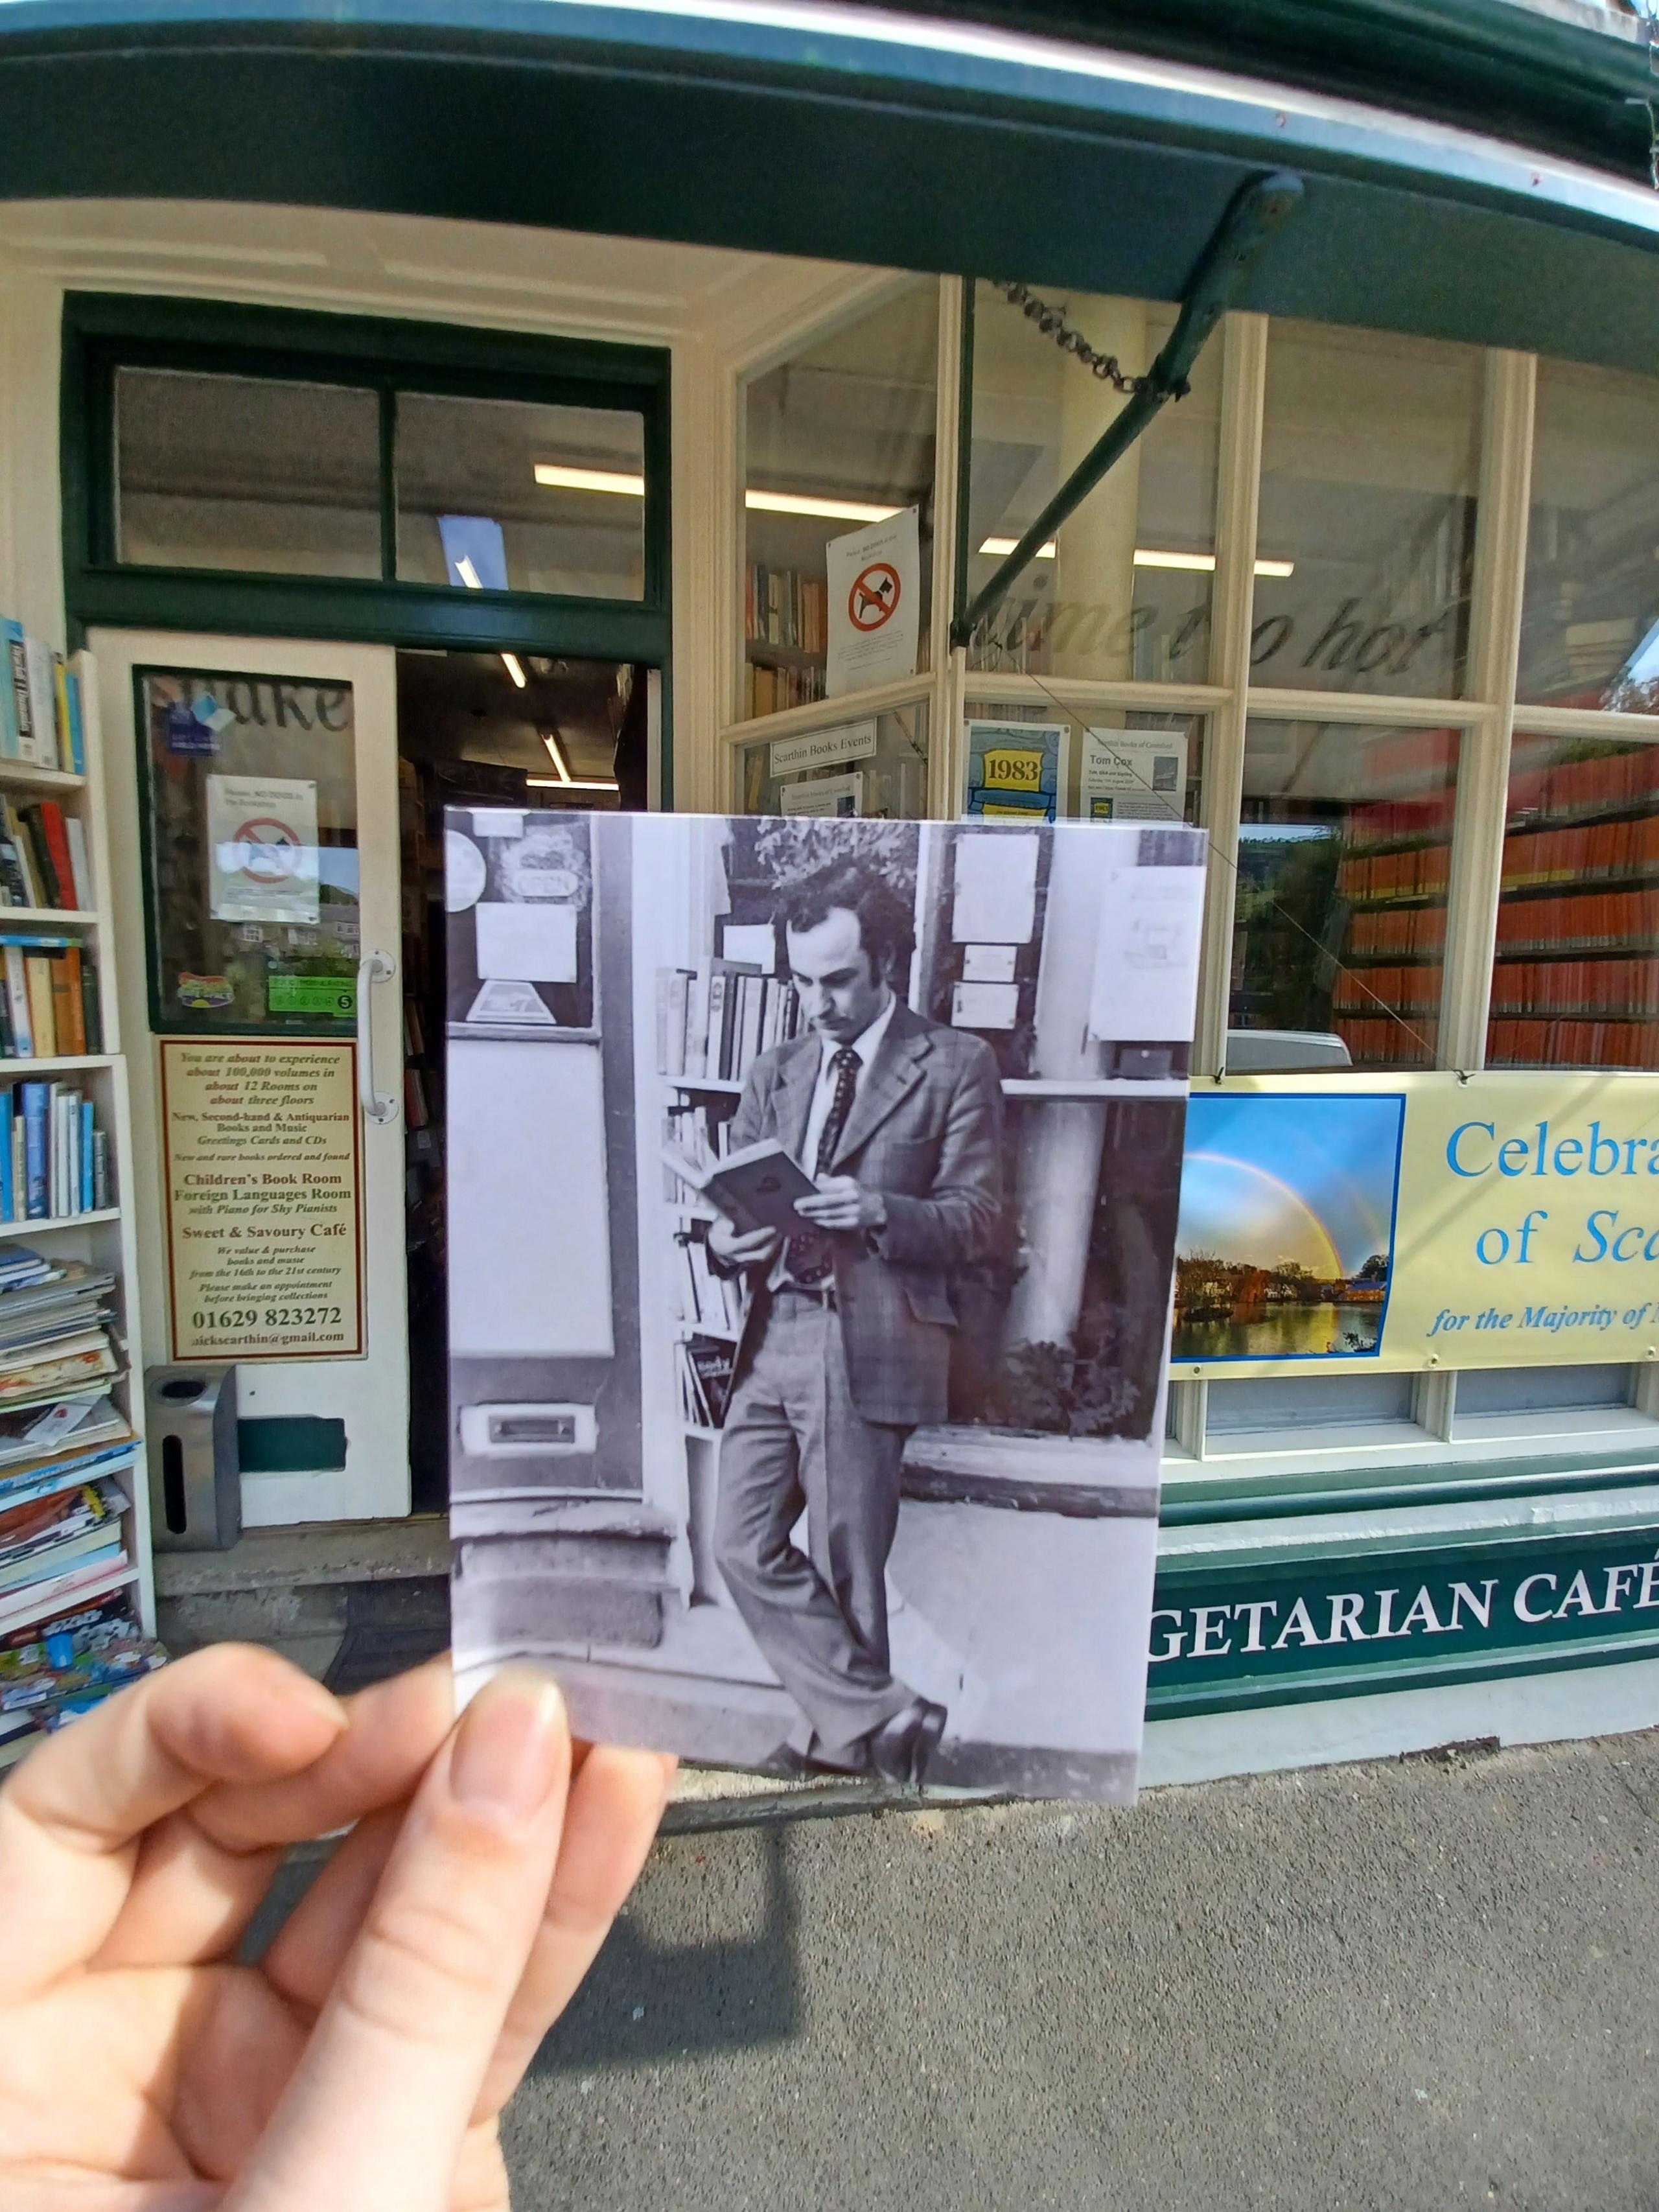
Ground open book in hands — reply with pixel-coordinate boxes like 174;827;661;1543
662;1138;818;1236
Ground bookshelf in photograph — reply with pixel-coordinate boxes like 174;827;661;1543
658;951;804;1437
0;639;155;1761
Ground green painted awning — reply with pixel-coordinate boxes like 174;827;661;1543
3;0;1659;371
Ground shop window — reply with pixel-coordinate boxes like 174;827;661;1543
960;699;1203;826
1454;1364;1634;1417
1487;730;1659;1069
1206;1371;1417;1435
733;702;930;818
962;285;1222;684
1518;358;1659;711
741;282;938;721
115;368;382;579
1230;719;1459;1071
394;393;645;601
1252;323;1483;699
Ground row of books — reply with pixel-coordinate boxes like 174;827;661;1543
1489;960;1659;1019
1332;967;1441;1016
677;1336;736;1432
0;936;102;1059
1336;843;1451;903
745;660;829;719
0;631;87;773
0;796;92;912
1348;903;1447;959
0;1083;111;1220
1332;1016;1437;1066
1345;792;1456;848
1495;887;1659;956
1508;746;1659;824
663;1100;739;1205
1488;1020;1659;1071
658;960;803;1086
673;1228;745;1337
1501;814;1659;887
1;1589;165;1772
745;563;830;657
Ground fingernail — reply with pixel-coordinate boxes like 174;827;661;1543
449;1671;566;1822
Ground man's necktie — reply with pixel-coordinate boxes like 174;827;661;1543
787;1045;862;1286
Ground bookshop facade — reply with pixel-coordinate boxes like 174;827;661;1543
0;0;1656;1780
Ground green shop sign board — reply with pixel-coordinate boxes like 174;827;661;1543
1146;1519;1659;1718
268;974;356;1018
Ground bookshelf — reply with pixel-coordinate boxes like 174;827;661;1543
0;641;152;1699
744;561;828;719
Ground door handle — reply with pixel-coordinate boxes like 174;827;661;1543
356;950;399;1125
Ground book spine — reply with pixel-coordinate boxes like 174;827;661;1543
49;956;73;1060
0;1089;12;1223
20;1082;47;1220
22;642;56;770
38;805;75;910
1;624;27;763
64;653;89;777
18;809;58;909
80;1098;94;1214
2;802;39;908
91;1128;108;1211
4;947;32;1060
25;957;54;1058
60;947;85;1057
78;959;100;1055
52;655;73;774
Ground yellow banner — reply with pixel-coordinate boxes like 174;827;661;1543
1173;1070;1659;1377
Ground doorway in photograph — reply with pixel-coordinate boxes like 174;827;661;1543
393;650;646;1511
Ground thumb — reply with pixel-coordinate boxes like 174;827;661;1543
229;1668;572;2212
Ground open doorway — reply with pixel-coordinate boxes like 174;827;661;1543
394;649;649;1511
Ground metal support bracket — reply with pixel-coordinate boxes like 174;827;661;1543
950;168;1305;651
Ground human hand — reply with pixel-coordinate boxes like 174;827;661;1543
793;1176;887;1232
0;1642;673;2212
706;1215;781;1266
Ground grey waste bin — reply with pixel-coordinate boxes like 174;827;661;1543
145;1366;240;1552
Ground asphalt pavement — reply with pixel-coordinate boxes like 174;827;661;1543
497;1727;1659;2211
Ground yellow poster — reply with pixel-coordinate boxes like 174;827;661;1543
161;1040;364;1360
1174;1070;1659;1377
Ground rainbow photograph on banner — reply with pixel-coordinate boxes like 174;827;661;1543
1174;1093;1406;1362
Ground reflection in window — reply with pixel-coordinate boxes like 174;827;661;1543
736;703;929;819
961;700;1203;825
1518;358;1659;711
116;369;381;579
395;394;646;601
1251;323;1483;699
963;285;1221;683
1230;720;1460;1070
1487;730;1659;1069
741;283;938;720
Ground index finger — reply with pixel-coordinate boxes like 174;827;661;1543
0;1642;344;2001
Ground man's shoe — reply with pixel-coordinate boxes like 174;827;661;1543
867;1697;947;1789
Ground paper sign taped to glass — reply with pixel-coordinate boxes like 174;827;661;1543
447;811;1207;1803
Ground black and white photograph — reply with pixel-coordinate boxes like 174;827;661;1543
447;810;1205;1800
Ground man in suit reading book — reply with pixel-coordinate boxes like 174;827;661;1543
706;861;1004;1786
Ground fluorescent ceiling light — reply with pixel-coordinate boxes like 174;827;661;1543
745;489;900;522
532;463;901;528
528;775;620;792
452;554;529;685
534;463;647;497
976;541;1294;577
501;652;528;688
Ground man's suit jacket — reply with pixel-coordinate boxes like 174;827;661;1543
723;999;1004;1428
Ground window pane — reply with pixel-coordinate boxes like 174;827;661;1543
136;666;360;1032
1231;719;1460;1071
742;283;938;719
1487;730;1659;1069
1207;1371;1415;1434
962;699;1203;824
734;702;929;818
116;369;381;579
1518;358;1659;711
963;285;1221;682
395;393;645;600
1251;324;1483;699
1455;1364;1632;1417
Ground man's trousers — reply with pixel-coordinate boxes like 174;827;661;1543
713;1286;916;1766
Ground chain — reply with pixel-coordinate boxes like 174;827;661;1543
993;281;1154;393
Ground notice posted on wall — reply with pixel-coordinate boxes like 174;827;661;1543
207;773;321;924
1080;727;1188;821
825;508;920;697
161;1040;364;1360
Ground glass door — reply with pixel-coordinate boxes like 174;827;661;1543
97;631;409;1524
